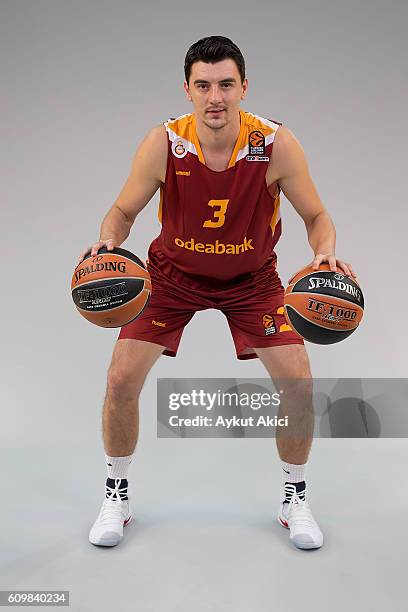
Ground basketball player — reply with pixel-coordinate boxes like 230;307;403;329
78;36;356;550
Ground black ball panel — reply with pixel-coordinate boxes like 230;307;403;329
72;277;145;312
285;305;357;345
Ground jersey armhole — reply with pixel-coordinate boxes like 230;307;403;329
268;118;283;127
161;121;172;186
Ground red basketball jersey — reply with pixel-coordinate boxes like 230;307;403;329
151;110;283;281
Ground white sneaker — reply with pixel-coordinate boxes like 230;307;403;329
89;479;132;547
278;483;323;550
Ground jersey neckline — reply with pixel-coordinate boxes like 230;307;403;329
190;110;247;173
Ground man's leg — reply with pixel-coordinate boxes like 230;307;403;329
254;344;313;464
89;338;164;547
254;344;323;550
103;338;165;456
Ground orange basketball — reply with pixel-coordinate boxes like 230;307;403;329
284;264;364;344
71;247;151;328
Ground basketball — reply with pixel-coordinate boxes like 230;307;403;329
71;247;151;328
284;264;364;344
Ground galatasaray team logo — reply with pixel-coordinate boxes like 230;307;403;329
172;138;188;158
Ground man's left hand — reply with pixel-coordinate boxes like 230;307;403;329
311;253;357;279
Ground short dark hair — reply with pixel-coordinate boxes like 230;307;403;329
184;36;246;84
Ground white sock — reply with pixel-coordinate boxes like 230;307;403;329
105;454;133;479
281;461;306;483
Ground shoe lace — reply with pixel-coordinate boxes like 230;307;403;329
284;483;315;527
99;479;128;524
105;478;127;501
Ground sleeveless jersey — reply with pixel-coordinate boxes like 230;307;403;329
151;110;282;281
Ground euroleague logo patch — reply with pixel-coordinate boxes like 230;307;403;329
172;138;188;158
246;130;269;162
249;131;265;152
262;314;277;335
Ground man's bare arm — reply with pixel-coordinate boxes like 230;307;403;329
78;125;167;262
272;126;355;278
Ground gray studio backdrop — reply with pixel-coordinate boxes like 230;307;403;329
1;1;407;611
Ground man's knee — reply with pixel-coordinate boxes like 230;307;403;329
106;364;142;399
255;344;312;379
106;339;164;398
283;377;313;405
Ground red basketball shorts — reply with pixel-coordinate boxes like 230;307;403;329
118;245;304;360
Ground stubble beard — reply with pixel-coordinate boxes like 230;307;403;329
202;113;229;131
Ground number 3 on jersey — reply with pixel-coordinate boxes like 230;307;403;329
203;199;230;228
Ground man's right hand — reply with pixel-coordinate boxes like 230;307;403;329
77;238;116;264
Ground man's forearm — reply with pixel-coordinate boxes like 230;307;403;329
306;211;336;255
99;206;133;245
